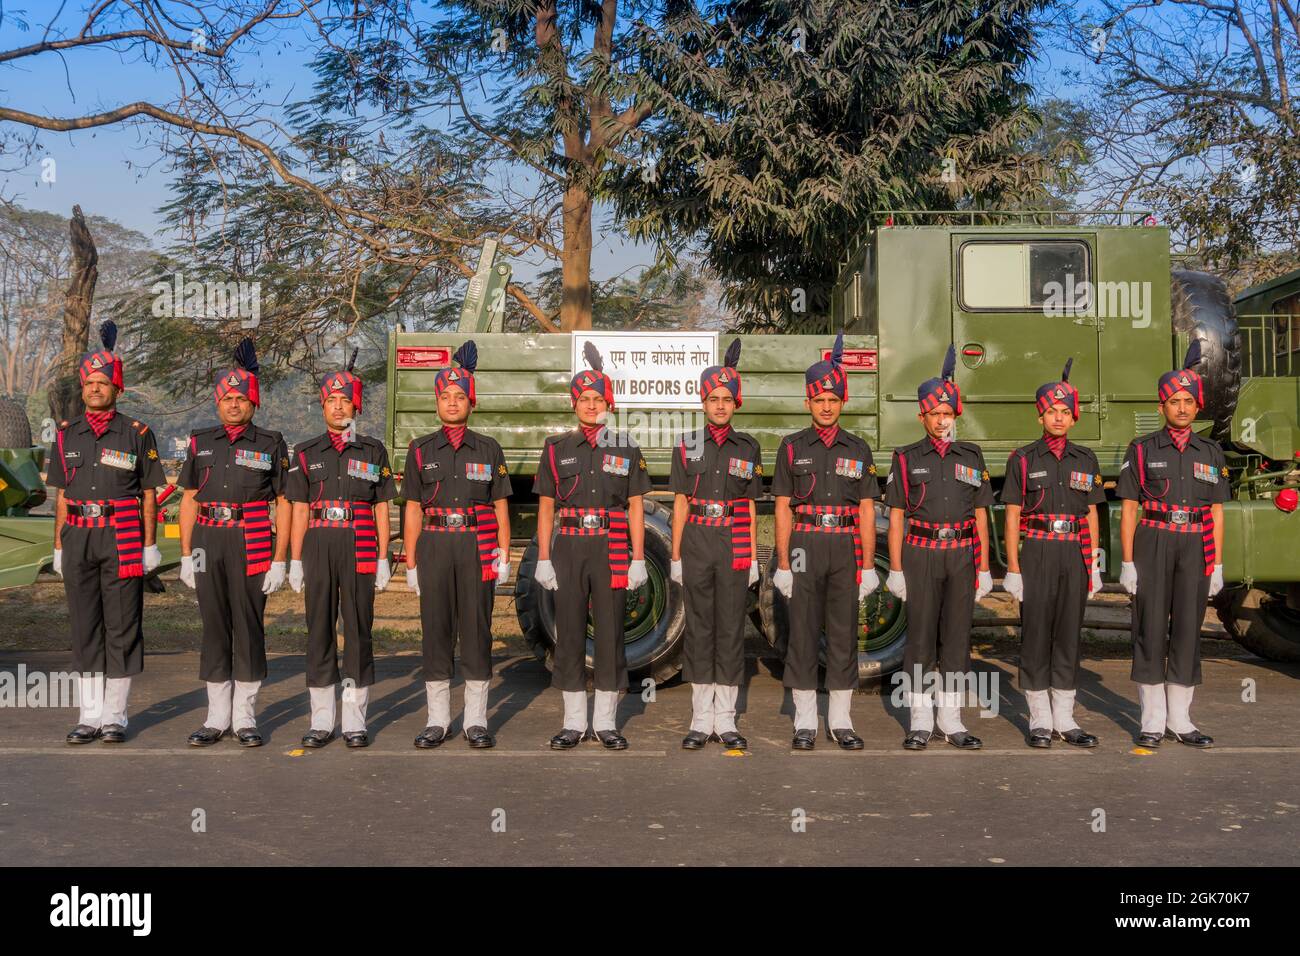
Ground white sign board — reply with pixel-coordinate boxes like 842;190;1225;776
571;332;717;408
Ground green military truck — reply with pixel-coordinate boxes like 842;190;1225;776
387;212;1300;686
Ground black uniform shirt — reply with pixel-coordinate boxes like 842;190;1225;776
1115;429;1230;507
284;432;397;505
772;426;879;506
533;429;652;507
1001;438;1105;516
884;437;993;521
403;428;511;507
178;423;288;503
669;427;763;501
47;412;165;499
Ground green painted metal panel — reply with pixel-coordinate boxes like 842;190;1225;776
1231;378;1300;461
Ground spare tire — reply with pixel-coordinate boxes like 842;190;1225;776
1169;270;1241;441
0;396;32;449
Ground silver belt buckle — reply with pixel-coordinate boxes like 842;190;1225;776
324;506;347;521
1169;509;1190;524
214;506;234;521
82;503;103;518
936;527;958;541
581;513;603;529
704;503;725;518
1050;519;1074;534
818;513;841;528
445;512;466;528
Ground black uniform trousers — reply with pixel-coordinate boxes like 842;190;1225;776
1131;525;1209;686
194;524;269;683
302;527;376;689
681;522;747;687
785;529;859;692
61;524;144;678
551;534;628;693
901;542;975;684
416;530;494;682
1018;538;1086;691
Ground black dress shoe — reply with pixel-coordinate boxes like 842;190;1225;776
100;724;127;744
235;727;263;748
716;731;748;751
1027;727;1052;749
463;725;495;749
934;728;982;750
1055;728;1099;748
343;731;370;748
595;729;628;750
66;724;102;745
1166;728;1214;748
549;728;584;750
827;727;865;750
681;730;708;750
791;728;816;751
187;726;227;747
903;729;931;750
1135;732;1163;748
301;729;333;749
414;726;447;749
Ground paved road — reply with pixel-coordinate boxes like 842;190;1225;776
1;650;1297;866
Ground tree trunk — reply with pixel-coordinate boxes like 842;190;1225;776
559;183;594;331
48;205;97;422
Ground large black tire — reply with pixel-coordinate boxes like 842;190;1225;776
1169;270;1241;442
1215;585;1300;663
755;507;908;686
514;498;685;687
0;396;32;449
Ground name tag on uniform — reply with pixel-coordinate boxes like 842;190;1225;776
1069;470;1094;491
602;454;630;476
1193;461;1219;484
835;457;863;479
560;456;578;466
1148;460;1167;469
235;449;273;471
100;448;137;470
954;463;982;487
794;457;814;467
466;462;492;482
196;448;213;457
729;457;754;479
347;459;380;482
63;450;81;462
1029;470;1048;479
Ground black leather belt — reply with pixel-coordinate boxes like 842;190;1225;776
795;512;858;529
310;505;355;522
1143;507;1198;525
423;511;477;529
689;502;735;519
908;525;973;542
560;514;610;530
1024;516;1080;534
199;503;245;521
67;501;117;518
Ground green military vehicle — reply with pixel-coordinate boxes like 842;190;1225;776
387;212;1300;687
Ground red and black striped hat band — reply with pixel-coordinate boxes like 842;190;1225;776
1035;381;1078;418
435;366;476;407
570;369;615;409
700;366;742;406
215;368;260;406
79;350;123;389
803;365;847;402
320;371;363;413
1157;368;1204;408
917;380;962;415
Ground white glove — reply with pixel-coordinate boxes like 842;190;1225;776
1002;571;1023;602
975;570;993;601
179;555;197;589
495;557;511;587
534;559;558;591
52;548;63;578
1120;561;1138;595
627;559;648;590
773;567;793;599
886;569;907;601
143;544;162;574
748;560;759;587
406;566;420;595
289;559;305;593
1208;564;1224;598
1089;566;1103;598
858;568;880;601
374;558;391;591
670;559;683;585
261;560;286;595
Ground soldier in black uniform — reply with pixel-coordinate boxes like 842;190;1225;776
51;321;165;744
771;333;880;751
402;342;512;750
1000;359;1104;748
1117;341;1226;748
177;338;290;748
669;339;761;751
533;342;651;750
885;346;993;751
285;350;397;749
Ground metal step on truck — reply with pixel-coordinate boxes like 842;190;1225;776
386;213;1300;687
